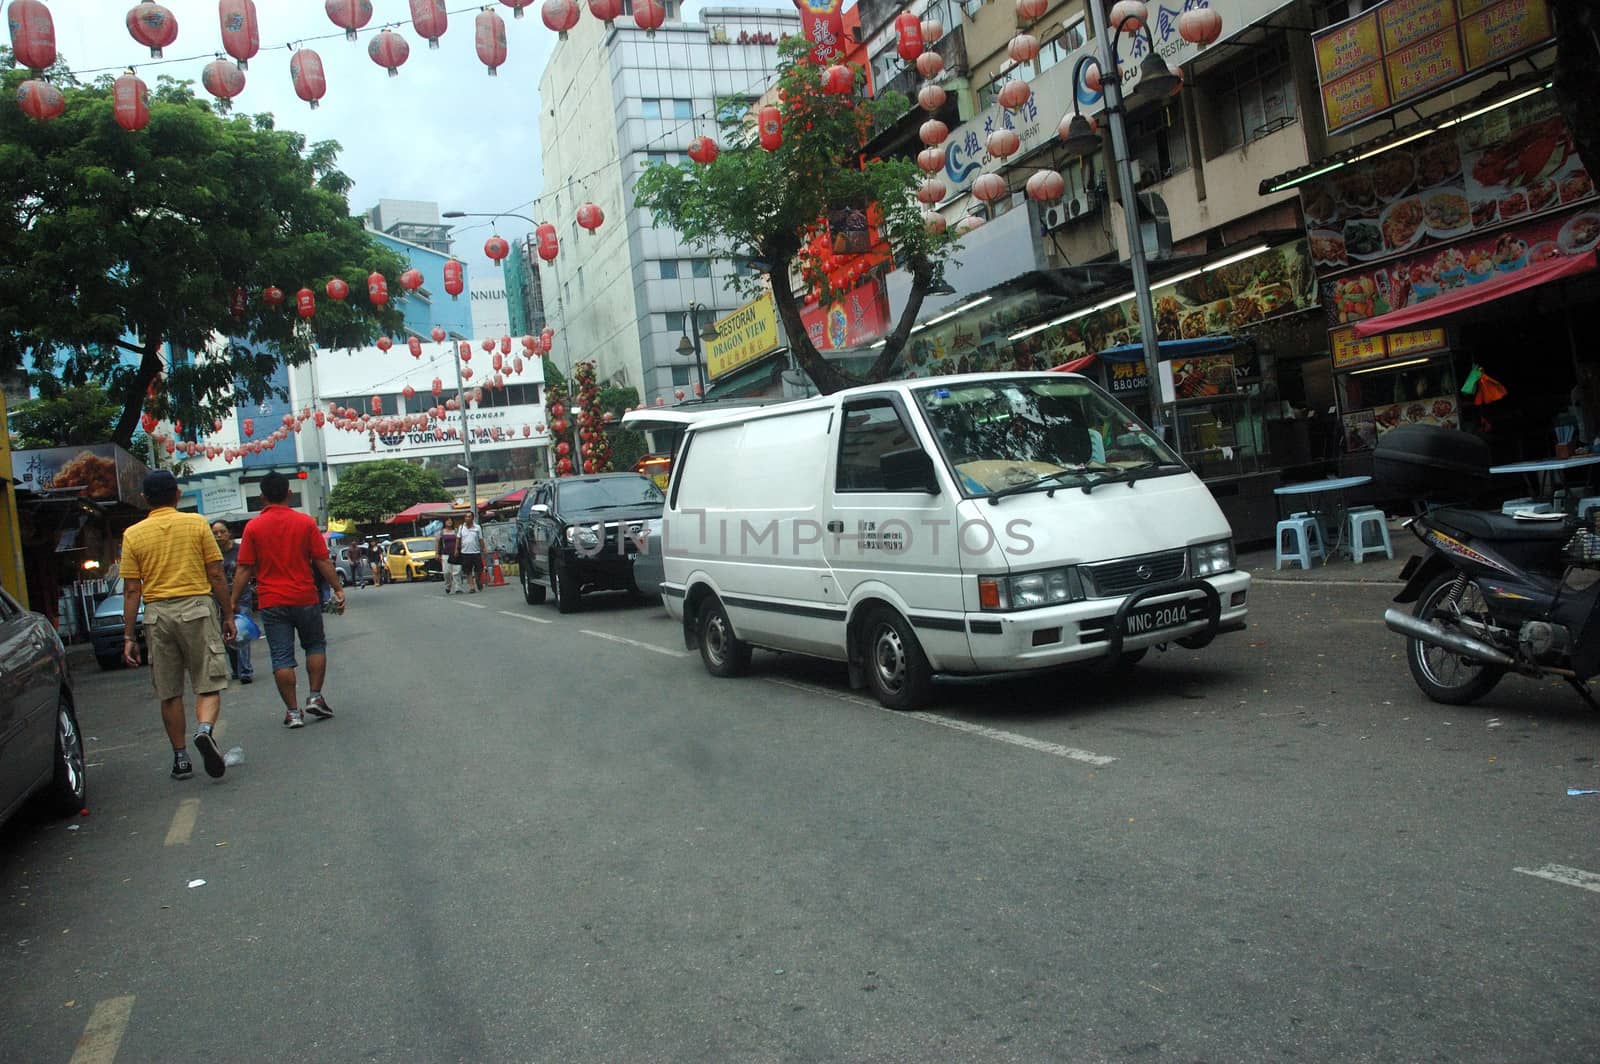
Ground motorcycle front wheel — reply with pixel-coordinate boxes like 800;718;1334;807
1406;572;1506;705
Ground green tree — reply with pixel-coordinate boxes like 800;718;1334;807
326;460;449;526
0;55;407;448
634;37;954;395
7;378;122;449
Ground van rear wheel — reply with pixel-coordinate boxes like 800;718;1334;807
863;608;933;711
697;596;751;677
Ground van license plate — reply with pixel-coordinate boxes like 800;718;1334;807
1124;601;1195;636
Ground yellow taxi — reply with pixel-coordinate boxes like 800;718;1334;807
384;537;439;582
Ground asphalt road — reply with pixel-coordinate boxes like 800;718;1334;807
3;570;1598;1063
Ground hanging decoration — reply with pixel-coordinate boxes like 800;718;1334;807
794;0;845;65
917;83;946;112
535;222;559;262
1008;33;1040;64
399;267;423;291
1015;0;1048;21
916;179;945;206
368;28;410;77
367;270;388;306
326;277;349;301
986;127;1020;159
112;70;150;131
431;377;443;395
410;0;448;49
972;174;1008;205
201;59;246;103
916;146;945;173
1108;0;1147;33
915;51;944;79
1025;169;1065;203
9;0;55;72
576;202;604;233
325;0;373;41
295;287;316;318
500;336;511;354
407;336;423;358
588;0;622;28
443;259;464;299
432;325;447;342
127;3;178;59
475;8;507;76
242;417;254;437
369;396;383;416
758;105;783;151
633;0;665;35
219;0;259;69
821;64;853;96
402;384;415;400
484;235;511;263
289;48;327;109
492;353;504;372
541;0;580;39
376;336;392;351
955;215;985;236
688;136;719;165
574;361;612;475
997;80;1031;111
921;18;942;43
1083;62;1102;93
230;287;247;318
262;285;284;307
895;13;923;62
919;119;948;146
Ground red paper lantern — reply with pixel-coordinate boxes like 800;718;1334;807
1015;0;1048;20
972;173;1008;204
326;0;372;41
219;0;260;69
243;418;255;437
688;136;719;165
410;0;448;49
758;105;783;151
399;268;423;291
633;0;664;34
1008;33;1041;65
915;52;943;79
475;9;507;75
500;0;534;19
919;119;949;146
230;287;247;318
263;286;284;307
521;334;537;351
821;64;853;95
557;457;573;474
522;425;532;438
140;412;158;434
367;271;388;306
492;353;504;371
202;59;246;102
576;203;604;233
1109;0;1147;34
402;384;416;399
997;80;1031;111
916;179;946;206
459;341;471;358
431;378;443;396
481;338;495;352
484;235;511;263
1178;7;1223;47
955;215;986;236
325;277;349;302
500;336;512;354
541;0;579;38
9;0;55;72
588;0;622;26
896;12;923;61
462;367;474;381
290;48;327;109
15;78;63;120
314;410;326;427
535;223;559;263
368;28;410;77
443;259;464;298
377;336;393;352
917;83;946;112
370;395;383;415
112;71;150;131
1025;169;1066;203
296;288;316;318
916;146;946;173
986;127;1021;159
674;389;686;401
127;2;178;59
407;336;423;358
432;326;447;342
556;441;570;456
513;357;524;374
921;18;942;42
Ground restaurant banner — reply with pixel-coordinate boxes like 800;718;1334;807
1303;92;1593;275
11;443;149;504
1330;324;1446;369
1311;0;1553;135
800;277;889;351
1323;205;1600;327
704;293;781;379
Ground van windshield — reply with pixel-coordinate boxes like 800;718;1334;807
913;377;1186;498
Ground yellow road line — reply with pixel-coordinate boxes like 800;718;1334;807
164;798;200;847
69;995;135;1064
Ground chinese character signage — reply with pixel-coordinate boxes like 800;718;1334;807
704;294;781;379
799;278;889;351
11;443;149;504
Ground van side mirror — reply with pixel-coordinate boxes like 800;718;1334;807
880;448;941;494
530;503;550;516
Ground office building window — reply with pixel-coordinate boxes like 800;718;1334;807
690;258;711;278
642;99;661;120
664;311;687;333
658;259;680;279
1128;105;1189;181
1207;39;1296;154
671;365;691;386
672;98;694;120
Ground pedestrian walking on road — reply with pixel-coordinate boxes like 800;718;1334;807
119;471;237;781
457;511;484;593
437;518;460;593
212;520;255;685
231;472;346;729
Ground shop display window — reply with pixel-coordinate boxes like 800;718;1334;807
1336;356;1459;452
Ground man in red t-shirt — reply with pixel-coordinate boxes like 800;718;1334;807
231;473;346;729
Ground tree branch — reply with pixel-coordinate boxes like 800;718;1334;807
110;337;164;449
864;256;934;383
768;252;858;395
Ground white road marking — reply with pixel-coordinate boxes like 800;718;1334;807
164;798;199;847
763;678;1118;766
1514;863;1600;894
499;610;552;624
457;600;488;609
579;629;691;657
69;995;135;1064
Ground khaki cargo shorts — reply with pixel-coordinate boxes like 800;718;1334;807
144;596;230;701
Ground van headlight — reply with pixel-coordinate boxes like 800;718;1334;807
977;567;1084;611
566;524;601;550
1189;539;1235;577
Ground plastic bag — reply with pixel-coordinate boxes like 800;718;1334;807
232;613;262;643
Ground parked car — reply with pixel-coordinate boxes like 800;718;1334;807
516;473;665;613
89;577;144;671
0;587;86;828
383;537;439;582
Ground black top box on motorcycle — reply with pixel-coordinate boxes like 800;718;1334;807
1373;424;1492;502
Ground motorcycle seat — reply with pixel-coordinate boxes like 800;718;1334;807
1432;507;1575;543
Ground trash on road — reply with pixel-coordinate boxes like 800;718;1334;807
66;824;79;831
223;746;245;767
1567;788;1599;797
186;879;206;888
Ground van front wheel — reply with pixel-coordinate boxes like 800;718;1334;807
697;596;751;677
863;608;933;711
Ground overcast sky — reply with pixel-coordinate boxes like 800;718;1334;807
61;1;741;285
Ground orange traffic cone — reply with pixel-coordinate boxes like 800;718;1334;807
487;552;507;587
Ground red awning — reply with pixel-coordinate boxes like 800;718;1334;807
1353;251;1597;337
387;501;456;525
489;487;527;507
1050;353;1098;373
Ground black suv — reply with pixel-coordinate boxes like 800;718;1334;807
516;473;665;613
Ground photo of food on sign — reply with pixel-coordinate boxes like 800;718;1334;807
1300;95;1594;270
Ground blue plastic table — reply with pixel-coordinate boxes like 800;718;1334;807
1273;475;1374;559
1490;454;1600;503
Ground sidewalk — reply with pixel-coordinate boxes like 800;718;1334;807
1242;548;1406;585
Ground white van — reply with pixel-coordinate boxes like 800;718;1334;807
660;371;1250;709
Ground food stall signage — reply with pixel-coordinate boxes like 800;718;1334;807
1380;0;1456;52
1385;27;1465;105
1314;9;1382;82
1107;358;1148;395
1387;327;1448;357
1461;0;1551;69
799;277;889;352
1320;64;1392;134
1331;326;1389;369
704;294;781;380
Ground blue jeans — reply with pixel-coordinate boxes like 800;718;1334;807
226;637;253;681
261;604;327;671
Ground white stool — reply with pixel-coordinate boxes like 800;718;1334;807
1347;507;1393;563
1502;498;1554;515
1275;515;1326;570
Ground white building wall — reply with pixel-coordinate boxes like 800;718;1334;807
470;280;511;338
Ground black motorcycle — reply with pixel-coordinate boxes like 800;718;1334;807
1376;425;1600;709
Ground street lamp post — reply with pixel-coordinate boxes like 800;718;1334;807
446;336;479;518
675;301;719;398
1062;0;1182;440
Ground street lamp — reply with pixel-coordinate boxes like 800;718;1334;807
1058;0;1183;439
674;302;720;398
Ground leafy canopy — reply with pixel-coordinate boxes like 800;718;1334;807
634;37;954;393
7;377;123;450
326;459;450;526
0;53;408;447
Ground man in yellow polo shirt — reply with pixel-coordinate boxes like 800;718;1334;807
120;470;238;780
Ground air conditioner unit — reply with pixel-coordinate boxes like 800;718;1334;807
1066;192;1097;219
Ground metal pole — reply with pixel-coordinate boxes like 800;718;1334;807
1085;0;1167;440
450;338;479;516
689;304;708;396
